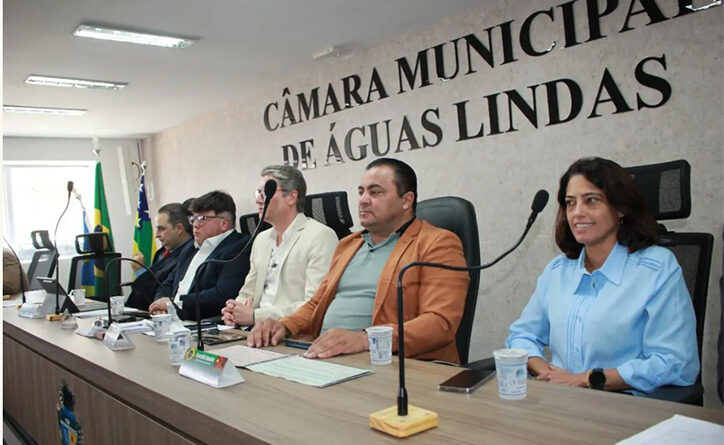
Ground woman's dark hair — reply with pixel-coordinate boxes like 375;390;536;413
555;157;661;259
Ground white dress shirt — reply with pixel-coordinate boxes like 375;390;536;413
174;229;234;304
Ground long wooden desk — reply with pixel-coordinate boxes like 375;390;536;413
3;305;722;444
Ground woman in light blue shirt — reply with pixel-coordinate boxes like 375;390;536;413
507;157;698;394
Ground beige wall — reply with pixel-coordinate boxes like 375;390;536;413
145;1;723;406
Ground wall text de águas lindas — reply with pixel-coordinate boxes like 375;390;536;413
260;0;712;168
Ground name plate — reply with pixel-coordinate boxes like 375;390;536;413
102;323;135;351
179;349;244;388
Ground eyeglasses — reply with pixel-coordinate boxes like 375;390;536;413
254;188;288;201
188;215;227;225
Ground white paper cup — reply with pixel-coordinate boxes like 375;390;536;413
367;326;393;365
167;328;191;367
110;296;125;316
493;348;529;400
69;289;86;305
151;314;172;341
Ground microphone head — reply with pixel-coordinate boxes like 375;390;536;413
531;190;549;213
67;181;74;193
263;179;278;205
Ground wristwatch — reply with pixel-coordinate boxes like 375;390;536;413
587;368;606;390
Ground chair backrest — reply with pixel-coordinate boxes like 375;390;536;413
304;191;354;240
26;249;57;291
627;159;712;391
30;230;54;250
658;232;714;383
417;196;481;365
238;212;270;237
27;230;57;291
626;159;691;222
67;252;122;301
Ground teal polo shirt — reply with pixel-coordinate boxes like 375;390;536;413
320;218;415;333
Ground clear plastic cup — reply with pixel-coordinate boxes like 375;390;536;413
69;289;86;305
151;313;172;342
493;348;529;400
167;328;191;367
366;326;393;365
110;296;125;316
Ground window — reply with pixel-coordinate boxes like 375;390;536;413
3;161;96;261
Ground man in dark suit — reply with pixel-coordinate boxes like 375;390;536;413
125;203;193;310
150;191;251;320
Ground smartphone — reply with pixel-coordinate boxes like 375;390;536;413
437;369;496;393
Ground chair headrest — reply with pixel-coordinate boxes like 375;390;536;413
626;159;691;221
304;191;353;235
31;230;54;250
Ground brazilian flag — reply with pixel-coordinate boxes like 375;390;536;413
132;172;156;274
93;161;114;296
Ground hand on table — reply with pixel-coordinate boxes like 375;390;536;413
149;297;170;315
247;318;288;348
537;365;587;387
303;328;368;359
221;298;254;326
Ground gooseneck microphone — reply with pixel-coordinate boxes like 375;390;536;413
393;190;548;418
102;257;181;327
192;179;277;350
51;180;75;316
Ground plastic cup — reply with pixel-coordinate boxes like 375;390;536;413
167;328;191;367
151;314;172;341
366;326;393;365
110;296;125;316
69;289;86;305
493;348;529;400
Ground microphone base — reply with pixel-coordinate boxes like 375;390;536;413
45;313;63;322
369;405;438;438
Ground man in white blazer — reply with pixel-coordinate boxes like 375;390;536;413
221;165;338;326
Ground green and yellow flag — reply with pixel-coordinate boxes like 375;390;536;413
93;161;114;295
132;172;156;272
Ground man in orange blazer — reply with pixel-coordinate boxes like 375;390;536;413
248;158;469;363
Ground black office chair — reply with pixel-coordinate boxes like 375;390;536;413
627;160;713;405
238;212;270;237
67;232;121;301
417;196;481;365
303;191;354;239
26;230;57;291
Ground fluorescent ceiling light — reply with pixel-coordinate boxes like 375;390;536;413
25;75;127;90
73;24;195;49
3;105;87;116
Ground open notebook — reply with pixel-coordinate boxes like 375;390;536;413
211;345;373;388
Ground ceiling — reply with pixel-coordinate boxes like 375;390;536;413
3;0;481;139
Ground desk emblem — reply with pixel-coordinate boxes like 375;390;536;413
57;381;83;445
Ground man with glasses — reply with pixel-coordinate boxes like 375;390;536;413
150;191;251;320
221;165;338;326
126;203;193;310
248;158;469;363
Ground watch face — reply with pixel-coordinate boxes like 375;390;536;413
589;369;606;389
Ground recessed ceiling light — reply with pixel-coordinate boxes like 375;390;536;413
3;105;87;116
73;24;196;49
25;75;127;90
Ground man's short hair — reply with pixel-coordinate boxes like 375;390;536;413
190;191;237;229
366;157;418;210
158;203;192;235
261;165;307;213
